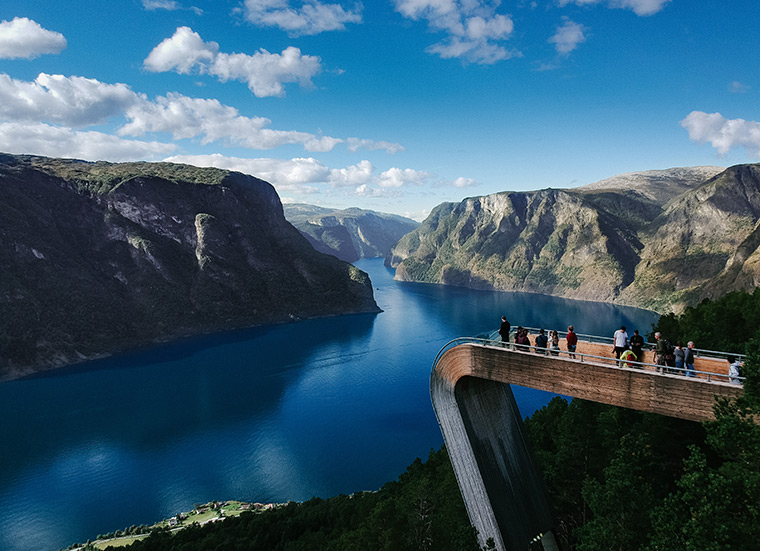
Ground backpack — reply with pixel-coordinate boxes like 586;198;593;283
663;340;675;365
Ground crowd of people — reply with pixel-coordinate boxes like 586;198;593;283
499;316;578;358
497;317;743;384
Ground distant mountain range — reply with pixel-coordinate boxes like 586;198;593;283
388;164;760;313
284;204;419;262
0;154;379;379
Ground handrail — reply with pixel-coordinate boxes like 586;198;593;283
434;335;745;385
488;327;747;362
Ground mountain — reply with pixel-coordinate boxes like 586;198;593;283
283;203;419;262
387;165;760;313
0;154;380;380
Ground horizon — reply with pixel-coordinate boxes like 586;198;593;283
1;1;758;221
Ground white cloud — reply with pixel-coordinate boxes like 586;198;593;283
120;92;343;151
144;26;321;97
163;153;331;188
680;111;760;157
328;160;374;187
376;167;432;188
244;0;362;36
557;0;670;16
729;81;750;94
549;18;586;55
0;122;176;162
0;73;400;155
0;17;67;59
142;0;180;9
141;0;203;14
453;176;478;187
346;137;405;154
393;0;518;64
162;153;435;200
0;73;140;127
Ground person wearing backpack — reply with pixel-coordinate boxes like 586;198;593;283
727;355;743;384
534;329;549;355
654;332;670;373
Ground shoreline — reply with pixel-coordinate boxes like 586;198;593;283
63;500;282;551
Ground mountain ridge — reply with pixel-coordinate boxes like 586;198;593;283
0;154;380;380
283;203;419;262
387;164;760;313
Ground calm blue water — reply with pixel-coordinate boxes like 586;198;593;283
0;259;658;551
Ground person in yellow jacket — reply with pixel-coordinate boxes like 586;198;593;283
619;348;638;368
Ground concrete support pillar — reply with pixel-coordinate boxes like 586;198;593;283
431;372;555;550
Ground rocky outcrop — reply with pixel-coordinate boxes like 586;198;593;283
284;204;419;262
388;164;760;313
0;154;379;379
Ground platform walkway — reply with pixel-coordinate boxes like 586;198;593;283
430;331;746;551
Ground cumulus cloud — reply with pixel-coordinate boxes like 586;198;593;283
0;17;67;59
0;73;405;154
244;0;362;36
453;176;478;188
549;18;586;55
144;26;321;97
120;92;343;151
328;160;374;187
0;73;140;127
680;111;760;157
393;0;518;64
0;72;403;159
162;153;436;199
557;0;670;16
346;137;404;154
376;167;431;188
0;122;176;162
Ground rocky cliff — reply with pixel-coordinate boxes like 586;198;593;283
387;165;760;313
0;154;379;379
284;204;419;262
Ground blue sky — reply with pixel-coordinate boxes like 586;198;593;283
0;0;758;220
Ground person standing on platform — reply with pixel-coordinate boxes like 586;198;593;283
728;355;743;384
654;332;670;372
613;325;629;360
685;341;696;377
674;342;685;374
630;329;645;364
534;329;548;354
566;325;578;359
499;316;511;344
549;330;561;356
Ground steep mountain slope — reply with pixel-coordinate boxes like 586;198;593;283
388;189;641;302
0;154;379;379
388;165;760;313
284;204;419;262
621;164;760;311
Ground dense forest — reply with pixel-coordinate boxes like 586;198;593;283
101;289;760;551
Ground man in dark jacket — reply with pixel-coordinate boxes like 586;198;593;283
630;329;645;364
499;316;511;343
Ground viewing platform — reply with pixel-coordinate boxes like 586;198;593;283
430;329;746;551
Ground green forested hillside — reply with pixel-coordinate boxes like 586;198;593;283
92;290;759;551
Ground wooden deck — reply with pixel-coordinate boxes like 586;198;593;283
434;341;742;422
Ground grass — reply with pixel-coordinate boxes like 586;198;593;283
94;535;149;549
69;501;272;550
